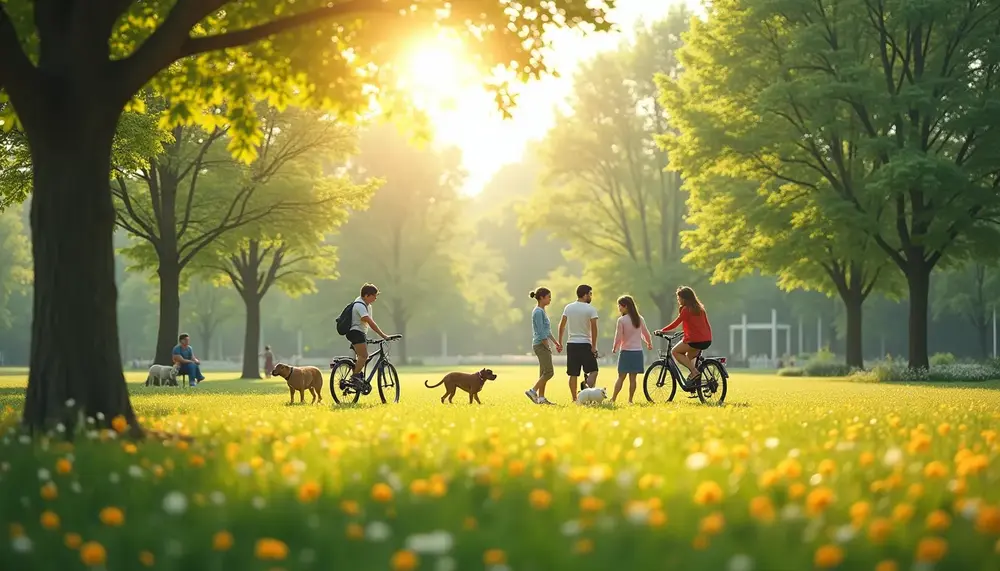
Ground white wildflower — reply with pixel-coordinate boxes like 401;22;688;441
405;530;454;554
209;491;225;505
560;520;581;536
162;491;188;515
11;535;33;553
365;521;391;542
37;468;50;481
764;437;779;449
685;452;709;471
882;447;903;467
632;437;644;448
727;554;754;571
128;465;143;479
435;557;457;571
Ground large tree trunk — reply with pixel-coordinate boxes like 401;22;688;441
154;261;181;365
843;292;864;369
21;103;138;435
906;263;932;369
240;293;262;379
650;292;673;331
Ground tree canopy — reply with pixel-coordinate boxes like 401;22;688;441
662;0;1000;368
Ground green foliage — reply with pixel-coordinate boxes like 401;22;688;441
1;1;615;163
930;352;957;367
180;278;240;360
803;348;853;377
931;262;1000;357
0;204;30;327
852;361;1000;383
524;7;698;323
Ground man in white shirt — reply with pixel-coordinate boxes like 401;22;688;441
558;284;599;402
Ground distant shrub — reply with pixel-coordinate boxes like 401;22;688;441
803;348;854;377
777;367;804;377
929;352;956;366
851;361;1000;383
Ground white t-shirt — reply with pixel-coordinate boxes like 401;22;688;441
562;301;599;344
350;297;371;333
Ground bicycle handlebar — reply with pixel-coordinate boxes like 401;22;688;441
367;334;403;344
653;330;683;340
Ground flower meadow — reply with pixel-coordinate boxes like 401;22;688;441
1;367;999;571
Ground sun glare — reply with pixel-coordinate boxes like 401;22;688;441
400;36;475;106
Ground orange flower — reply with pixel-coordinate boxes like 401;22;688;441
868;518;893;544
849;501;871;525
80;541;107;566
817;459;836;476
758;469;779;488
391;549;419;571
648;509;667;527
371;483;393;503
139;551;155;567
806;487;835;515
55;458;72;475
749;496;775;523
925;510;951;532
346;523;364;540
189;455;205;468
536;447;557;464
574;538;593;554
254;538;288;560
915;537;947;563
859;451;875;466
579;496;605;513
40;511;60;530
699;512;725;535
923;461;948;479
529;489;552;510
41;482;58;500
813;544;843;569
409;479;429;495
64;532;82;549
9;522;24;538
975;506;1000;535
693;481;723;505
212;531;233;551
875;560;898;571
892;503;914;523
99;507;125;526
111;415;128;433
776;458;802;479
508;459;526;477
484;549;507;565
297;481;321;503
340;500;360;515
692;534;709;550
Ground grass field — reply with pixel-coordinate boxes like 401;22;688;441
1;365;999;570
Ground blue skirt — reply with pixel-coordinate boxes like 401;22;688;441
617;350;645;373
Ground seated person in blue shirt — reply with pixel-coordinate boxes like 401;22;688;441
171;333;206;386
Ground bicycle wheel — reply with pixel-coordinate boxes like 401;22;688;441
696;361;728;405
329;361;361;404
377;363;401;404
643;361;676;403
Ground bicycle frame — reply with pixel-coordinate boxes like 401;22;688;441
330;343;390;386
653;333;729;392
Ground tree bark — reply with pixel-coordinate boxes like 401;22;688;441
240;292;262;379
154;261;181;365
906;263;932;369
650;292;674;331
21;103;138;434
975;319;990;360
843;291;864;369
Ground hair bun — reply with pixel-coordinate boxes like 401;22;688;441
529;291;536;298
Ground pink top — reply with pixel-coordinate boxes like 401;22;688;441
613;314;652;352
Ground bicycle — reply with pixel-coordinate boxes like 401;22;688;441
643;331;729;404
329;334;403;404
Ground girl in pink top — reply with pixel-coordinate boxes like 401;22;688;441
611;295;653;403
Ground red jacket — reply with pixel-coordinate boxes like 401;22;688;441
662;306;712;343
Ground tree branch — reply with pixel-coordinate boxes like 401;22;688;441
113;176;160;245
177;0;400;59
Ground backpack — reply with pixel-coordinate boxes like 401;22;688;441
336;301;365;336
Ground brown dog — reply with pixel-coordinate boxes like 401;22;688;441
424;368;498;404
271;363;324;404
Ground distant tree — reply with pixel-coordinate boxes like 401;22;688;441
181;278;240;362
0;205;31;327
0;0;611;435
334;124;480;363
115;106;352;367
932;263;1000;359
523;8;698;325
663;0;1000;368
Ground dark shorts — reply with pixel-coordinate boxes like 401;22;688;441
687;340;712;351
346;330;366;346
566;343;599;377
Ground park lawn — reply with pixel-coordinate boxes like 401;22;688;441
1;366;999;570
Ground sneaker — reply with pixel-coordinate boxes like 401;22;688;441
525;389;539;403
538;397;556;405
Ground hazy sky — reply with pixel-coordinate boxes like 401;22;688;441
408;0;697;195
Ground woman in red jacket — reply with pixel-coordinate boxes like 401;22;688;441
659;286;713;381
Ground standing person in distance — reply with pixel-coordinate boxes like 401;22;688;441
659;286;713;383
525;287;561;405
610;295;652;404
558;284;600;402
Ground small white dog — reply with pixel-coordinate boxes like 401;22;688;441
145;364;180;387
577;386;607;405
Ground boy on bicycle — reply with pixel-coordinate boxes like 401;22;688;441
346;283;392;389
